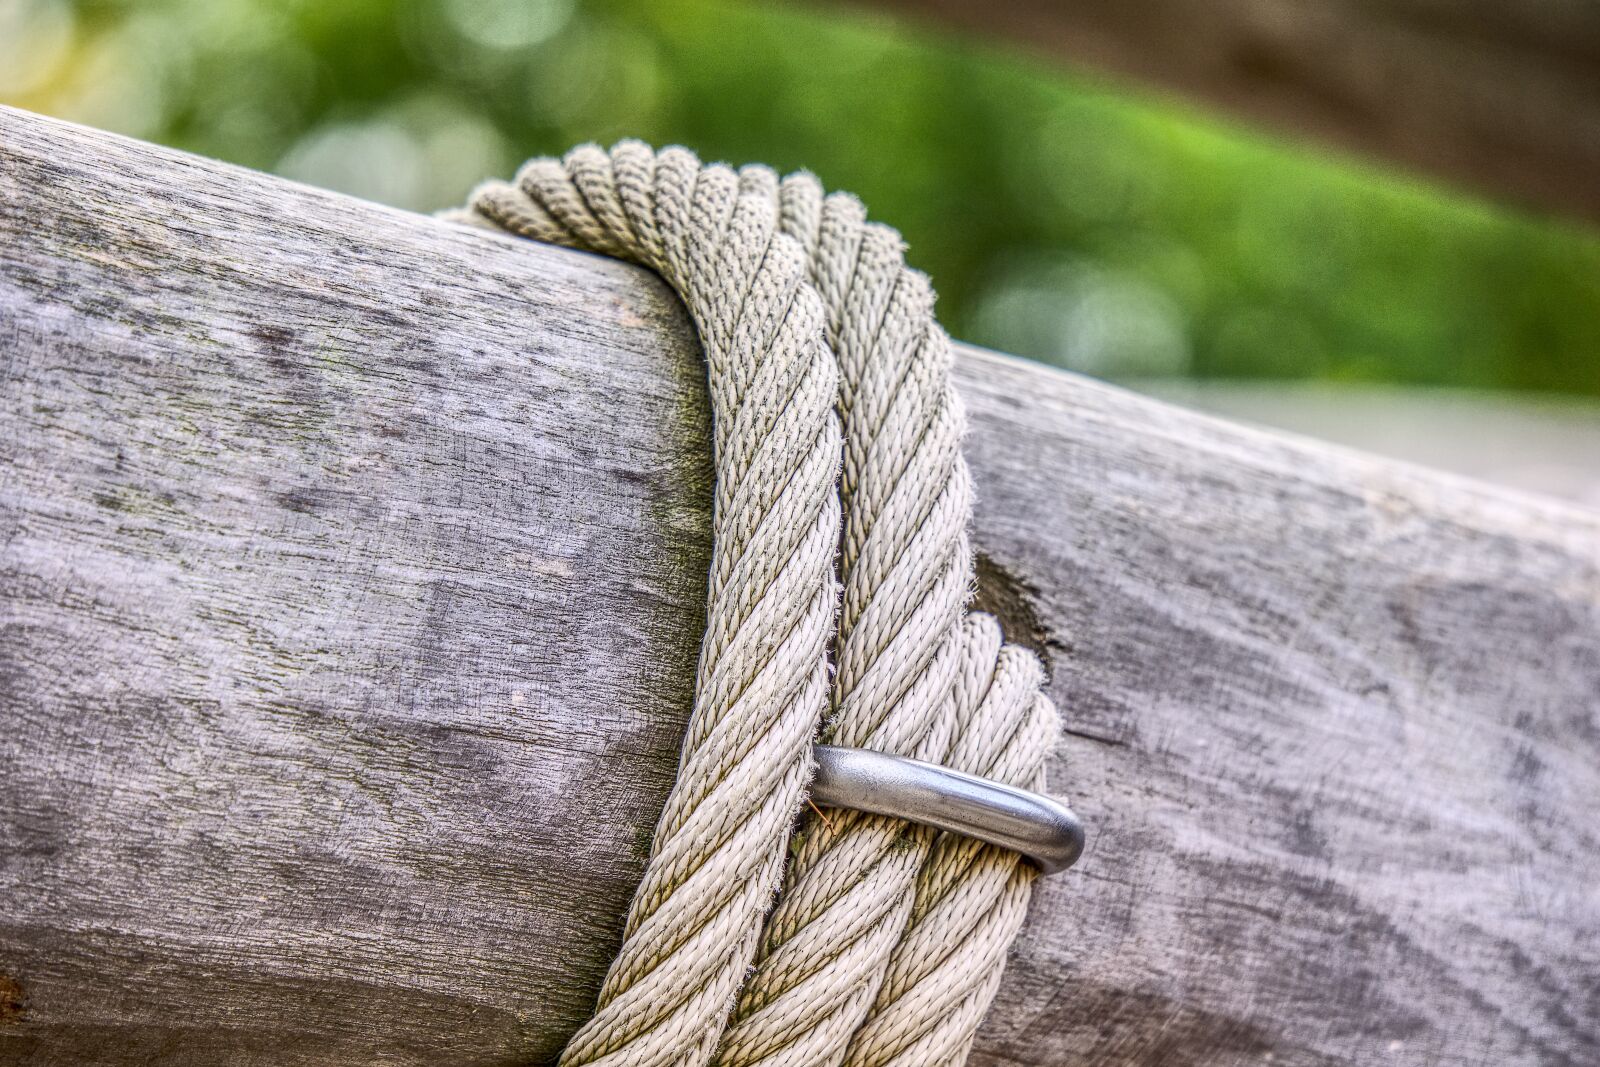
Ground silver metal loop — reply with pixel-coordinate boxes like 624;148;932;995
808;744;1085;874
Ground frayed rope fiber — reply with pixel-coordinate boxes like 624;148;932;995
452;141;1067;1067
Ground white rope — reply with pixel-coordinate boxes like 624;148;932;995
459;141;1063;1067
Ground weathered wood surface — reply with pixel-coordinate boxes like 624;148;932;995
1;106;1598;1066
857;0;1600;222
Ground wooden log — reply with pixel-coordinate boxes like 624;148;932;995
1;106;1597;1066
852;0;1600;223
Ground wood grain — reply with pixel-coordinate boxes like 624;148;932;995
852;0;1600;223
1;106;1597;1066
0;106;712;1066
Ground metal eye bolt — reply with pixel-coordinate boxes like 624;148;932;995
808;744;1086;874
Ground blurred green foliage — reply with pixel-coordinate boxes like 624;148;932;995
5;0;1598;393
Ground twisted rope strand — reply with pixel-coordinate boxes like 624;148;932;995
475;145;842;1067
458;141;1065;1067
712;185;974;1067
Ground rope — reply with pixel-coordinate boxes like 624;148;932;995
456;141;1063;1067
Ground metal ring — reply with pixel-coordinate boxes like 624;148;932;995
808;745;1085;874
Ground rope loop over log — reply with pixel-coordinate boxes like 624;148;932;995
459;141;1067;1067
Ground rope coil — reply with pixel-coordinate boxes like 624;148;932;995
457;141;1066;1067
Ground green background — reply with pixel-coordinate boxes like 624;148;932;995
6;0;1598;394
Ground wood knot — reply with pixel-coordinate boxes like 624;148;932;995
0;974;26;1026
972;552;1063;669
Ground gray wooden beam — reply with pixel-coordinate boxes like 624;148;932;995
852;0;1600;223
1;106;1597;1066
